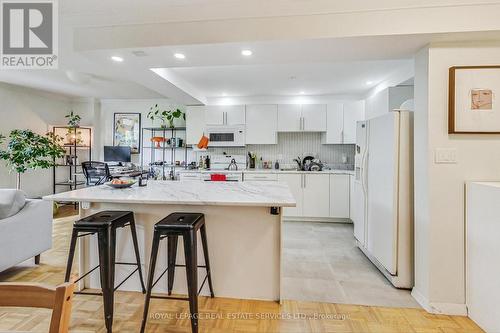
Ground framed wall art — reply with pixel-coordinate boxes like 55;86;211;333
113;113;141;153
449;66;500;134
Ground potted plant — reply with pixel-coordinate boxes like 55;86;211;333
65;110;83;145
147;104;185;128
0;130;66;189
65;110;81;127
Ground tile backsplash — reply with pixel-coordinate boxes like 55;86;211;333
203;132;355;170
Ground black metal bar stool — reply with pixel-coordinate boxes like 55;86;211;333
140;212;214;333
65;211;146;333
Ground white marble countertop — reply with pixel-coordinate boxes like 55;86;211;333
43;181;296;207
178;169;355;175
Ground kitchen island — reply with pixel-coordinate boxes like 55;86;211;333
44;181;295;301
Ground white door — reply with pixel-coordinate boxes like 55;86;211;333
278;173;303;217
330;174;350;218
205;106;225;125
277;104;301;132
225;105;246;125
186;106;206;145
245;105;277;144
366;112;399;274
302;104;327;132
303;174;330;218
343;101;365;144
324;103;344;144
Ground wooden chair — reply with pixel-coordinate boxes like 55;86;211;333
0;282;75;333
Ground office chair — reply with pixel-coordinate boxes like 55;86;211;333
82;161;111;186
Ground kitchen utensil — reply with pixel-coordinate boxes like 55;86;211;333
197;134;209;149
302;156;315;169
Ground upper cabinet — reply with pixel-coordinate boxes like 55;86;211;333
343;101;365;144
302;104;327;131
246;105;278;144
323;101;365;144
277;104;301;131
205;105;245;126
186;106;206;145
277;104;326;132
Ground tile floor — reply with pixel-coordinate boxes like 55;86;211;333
282;221;420;308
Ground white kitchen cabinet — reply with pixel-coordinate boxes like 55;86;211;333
225;105;246;125
301;104;327;132
303;174;330;218
277;105;301;132
343;101;365;144
278;173;303;217
323;102;365;144
323;103;344;144
330;174;350;218
244;172;278;181
205;106;225;126
205;105;245;126
246;105;278;144
186;106;206;145
278;104;327;132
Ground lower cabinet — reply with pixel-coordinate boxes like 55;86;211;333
330;174;350;218
303;174;330;218
278;173;349;220
278;173;303;217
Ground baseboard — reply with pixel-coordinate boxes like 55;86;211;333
411;288;467;316
284;217;352;223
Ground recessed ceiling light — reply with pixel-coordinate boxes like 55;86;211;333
222;92;227;96
174;53;186;59
241;50;253;56
366;80;373;85
300;91;305;95
111;56;124;62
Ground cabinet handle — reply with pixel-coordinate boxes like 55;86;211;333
303;174;306;188
302;117;305;131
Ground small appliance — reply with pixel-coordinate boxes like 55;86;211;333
205;125;245;147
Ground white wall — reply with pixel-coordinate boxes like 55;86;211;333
0;83;93;197
413;42;500;315
99;99;185;164
365;86;414;119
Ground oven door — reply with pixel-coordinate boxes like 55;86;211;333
206;126;245;147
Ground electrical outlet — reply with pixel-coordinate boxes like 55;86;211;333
81;201;90;210
435;148;458;164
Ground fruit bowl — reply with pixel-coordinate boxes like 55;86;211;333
105;179;137;189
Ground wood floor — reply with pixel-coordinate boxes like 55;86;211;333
0;210;483;333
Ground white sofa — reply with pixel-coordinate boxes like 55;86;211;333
0;189;52;273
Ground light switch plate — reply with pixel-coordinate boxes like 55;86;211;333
435;148;458;164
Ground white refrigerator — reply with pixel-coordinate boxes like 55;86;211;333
353;110;414;289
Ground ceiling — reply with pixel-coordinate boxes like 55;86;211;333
165;60;413;97
1;1;500;103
